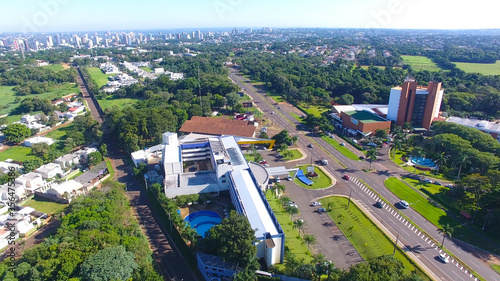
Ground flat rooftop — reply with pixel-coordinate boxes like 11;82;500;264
343;110;388;123
231;169;278;237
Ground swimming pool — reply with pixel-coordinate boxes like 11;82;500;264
184;210;222;237
411;157;436;167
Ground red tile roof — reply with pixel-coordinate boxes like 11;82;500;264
179;116;256;138
68;107;78;112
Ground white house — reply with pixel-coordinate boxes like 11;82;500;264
24;136;55;147
15;172;45;193
55;153;80;169
0;213;34;236
0;161;20;174
75;147;98;160
35;163;63;179
46;180;83;200
0;184;26;202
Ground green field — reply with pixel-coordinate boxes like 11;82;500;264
266;191;311;264
299;104;329;118
87;67;115;88
455;61;500;76
0;84;79;118
0;146;34;162
97;95;138;110
140;66;153;73
402;55;441;72
23;196;68;215
45;124;74;141
41;63;64;72
291;165;332;190
321;136;360;161
318;196;418;275
290;112;305;123
286;149;303;161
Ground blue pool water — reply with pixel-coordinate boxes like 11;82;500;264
411;157;436;167
184;211;222;237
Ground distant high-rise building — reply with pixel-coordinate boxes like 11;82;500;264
87;39;93;49
74;35;81;48
47;35;53;47
33;41;39;51
195;30;202;40
148;33;153;41
105;39;109;48
12;39;20;50
0;40;4;47
82;35;88;44
23;39;30;50
247;28;252;34
55;34;61;46
233;28;238;35
387;79;444;130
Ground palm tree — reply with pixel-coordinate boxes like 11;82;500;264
303;234;317;252
274;183;286;197
286;206;299;220
392;138;403;157
433;152;447;174
437;223;454;247
282;149;294;160
280;196;291;206
336;213;345;224
367;147;378;170
291;135;299;145
268;184;276;197
293;219;305;236
411;146;425;172
456;154;470;180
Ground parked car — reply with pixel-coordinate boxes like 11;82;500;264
398;200;410;209
424;178;432;183
359;156;365;160
445;183;454;188
275;177;281;183
271;111;275;114
342;175;350;180
308;144;314;148
277;106;281;109
311;201;321;206
259;160;268;165
434;181;442;186
367;142;377;147
316;208;327;213
438;254;449;263
287;176;292;181
340;142;346;146
374;201;383;208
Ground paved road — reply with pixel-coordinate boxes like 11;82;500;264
229;67;500;281
74;66;103;124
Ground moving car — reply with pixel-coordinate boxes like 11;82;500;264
398;200;410;209
374;201;383;208
308;144;314;148
340;142;346;146
342;175;350;180
287;176;292;181
438;254;449;263
316;208;326;213
259;160;267;165
321;159;328;165
311;201;321;206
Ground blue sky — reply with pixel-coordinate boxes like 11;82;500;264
2;0;499;32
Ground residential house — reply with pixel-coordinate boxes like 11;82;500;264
46;180;83;201
15;172;45;193
0;184;26;202
55;153;80;169
24;136;55;147
0;161;20;174
35;163;63;179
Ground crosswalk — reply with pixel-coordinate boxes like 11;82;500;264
349;177;479;281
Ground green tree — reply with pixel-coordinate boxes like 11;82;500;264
293;219;305;236
3;123;31;143
374;129;387;139
87;151;103;167
303;234;317;252
99;143;108;157
274;183;286;197
339;93;354;105
198;210;257;267
23;157;43;172
226;92;240;111
437;224;454;247
31;142;50;159
456;154;471;180
286;206;299;220
79;245;138;281
367;147;378;170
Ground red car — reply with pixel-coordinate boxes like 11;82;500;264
259;160;267;165
342;175;350;180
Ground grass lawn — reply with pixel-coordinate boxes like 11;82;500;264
87;67;115;88
244;154;257;162
286;149;303;161
45;123;74;141
23;195;67;215
140;66;153;73
97;95;139;110
492;264;500;274
390;149;450;181
266;191;311;264
291;165;332;190
322;136;360;161
0;146;34;162
0;83;79;118
318;196;418;275
266;91;284;103
41;63;64;72
402;55;441;72
455;61;500;76
290;112;305;123
359;65;386;70
105;159;115;179
299;104;329;118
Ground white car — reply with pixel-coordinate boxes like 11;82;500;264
311;201;321;206
398;200;410;209
438;254;449;263
275;177;281;183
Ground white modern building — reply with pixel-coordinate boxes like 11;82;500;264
446;116;500;142
35;163;63;179
24;136;55;147
46;180;83;200
15;172;46;193
134;132;284;266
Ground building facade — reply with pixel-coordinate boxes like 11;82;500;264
387;80;444;130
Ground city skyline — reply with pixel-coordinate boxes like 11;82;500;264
1;0;499;33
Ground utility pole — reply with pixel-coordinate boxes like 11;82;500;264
393;233;400;255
